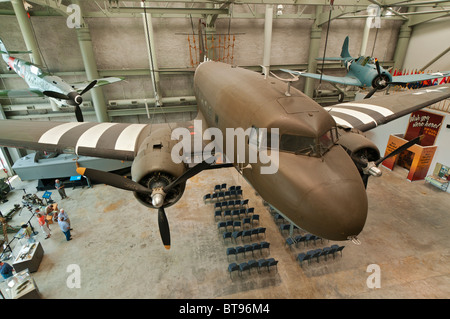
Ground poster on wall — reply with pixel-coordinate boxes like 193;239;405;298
404;110;444;146
382;134;437;182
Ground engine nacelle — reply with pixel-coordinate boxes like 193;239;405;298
131;127;187;208
338;130;380;164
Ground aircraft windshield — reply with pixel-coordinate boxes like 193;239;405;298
30;65;42;76
279;128;338;157
358;56;375;66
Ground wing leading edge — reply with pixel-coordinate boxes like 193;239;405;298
324;84;450;132
392;72;450;84
280;69;362;87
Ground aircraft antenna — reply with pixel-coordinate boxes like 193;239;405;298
270;72;299;96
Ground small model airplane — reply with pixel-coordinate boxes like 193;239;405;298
282;36;450;99
0;61;449;250
0;37;123;122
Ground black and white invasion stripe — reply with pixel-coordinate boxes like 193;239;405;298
324;102;394;130
38;122;147;160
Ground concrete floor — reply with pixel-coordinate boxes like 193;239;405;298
0;165;449;299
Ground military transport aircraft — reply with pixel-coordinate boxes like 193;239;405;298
282;36;450;99
0;61;449;250
0;37;123;122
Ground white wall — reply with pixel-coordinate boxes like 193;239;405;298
426;109;450;193
402;16;450;72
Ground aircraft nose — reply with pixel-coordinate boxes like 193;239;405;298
303;179;367;240
74;95;83;105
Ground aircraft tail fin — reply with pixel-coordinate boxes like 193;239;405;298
340;36;351;59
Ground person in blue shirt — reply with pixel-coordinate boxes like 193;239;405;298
0;261;14;279
58;217;72;241
55;179;68;199
58;209;72;230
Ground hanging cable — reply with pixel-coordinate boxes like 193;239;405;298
142;0;171;130
319;1;334;85
28;14;49;71
371;27;379;57
142;1;157;92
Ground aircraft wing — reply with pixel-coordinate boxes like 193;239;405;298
71;77;124;92
392;72;450;84
0;88;45;98
324;83;450;132
280;69;362;87
0;120;149;161
0;118;209;163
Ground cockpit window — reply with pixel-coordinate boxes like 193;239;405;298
30;65;42;76
280;134;316;155
280;128;338;157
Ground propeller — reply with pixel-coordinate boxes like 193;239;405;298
374;135;423;166
365;60;405;99
354;135;423;188
43;80;98;122
365;60;388;99
42;91;70;100
76;157;216;249
75;167;152;194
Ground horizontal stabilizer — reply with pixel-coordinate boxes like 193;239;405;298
315;57;347;61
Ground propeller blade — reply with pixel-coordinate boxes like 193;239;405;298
158;207;171;249
375;135;423;166
74;105;84;122
375;60;381;75
43;91;70;100
163;158;214;193
76;167;152;194
80;80;97;96
364;87;378;99
362;174;369;189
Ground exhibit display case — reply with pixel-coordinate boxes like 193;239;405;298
0;268;41;299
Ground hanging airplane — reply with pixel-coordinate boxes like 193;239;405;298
281;36;450;99
0;37;123;122
0;61;449;250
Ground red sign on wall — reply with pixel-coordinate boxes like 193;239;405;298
404;110;444;146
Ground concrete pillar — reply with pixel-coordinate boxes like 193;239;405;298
360;17;372;56
393;7;415;72
141;2;162;107
393;23;412;72
70;0;108;123
262;5;274;75
76;27;109;122
205;15;217;61
10;0;43;66
304;7;323;98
